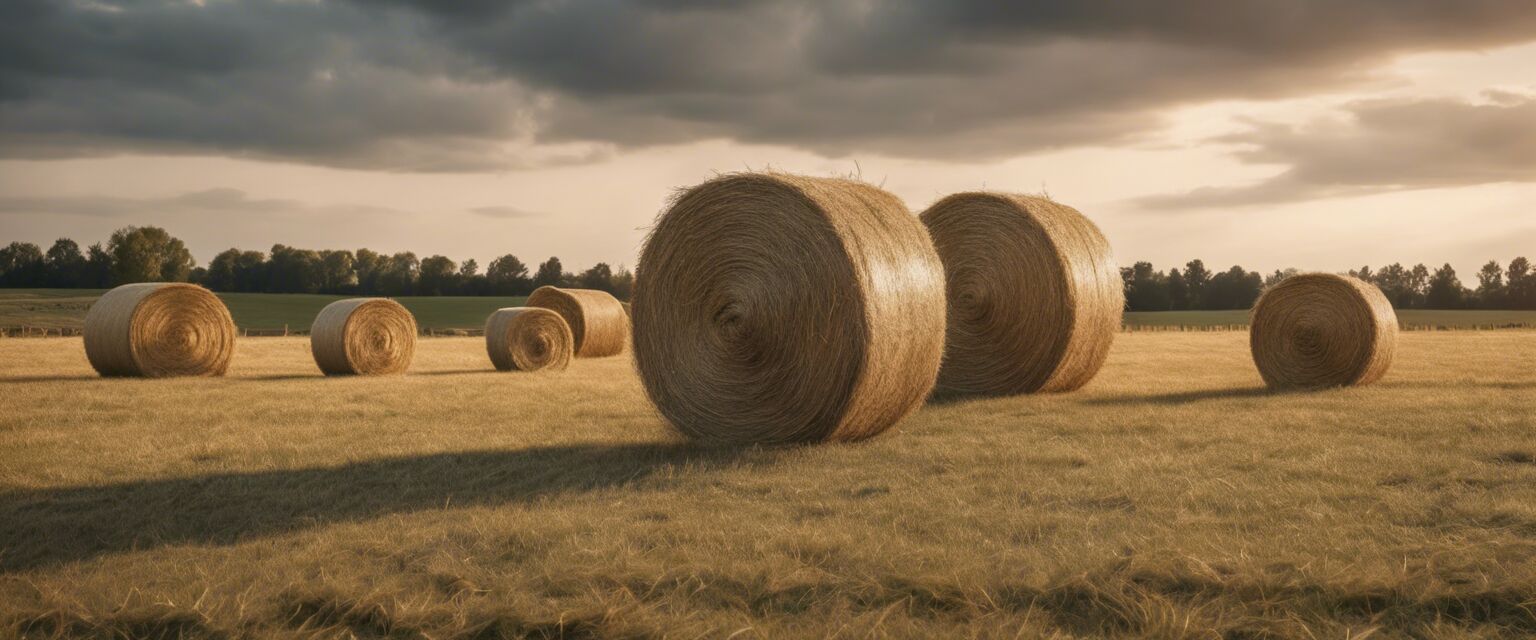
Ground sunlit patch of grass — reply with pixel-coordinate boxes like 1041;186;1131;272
1;332;1534;637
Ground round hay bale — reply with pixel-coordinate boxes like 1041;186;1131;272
83;283;236;377
1250;273;1397;390
526;286;628;358
919;193;1121;397
485;307;573;372
633;172;947;445
310;298;417;375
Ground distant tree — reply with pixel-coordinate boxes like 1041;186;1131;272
487;254;531;295
1475;260;1506;309
1183;259;1210;309
457;259;487;296
107;226;194;284
579;262;614;292
354;249;384;295
1166;268;1189;310
1372;263;1426;309
1509;257;1535;310
44;239;86;288
417;255;457;295
1408;264;1430;307
1349;265;1374;282
1425;263;1467;309
318;250;357;293
610;265;634;301
267;244;322;294
1119;266;1134;306
1205;265;1263;310
1124;262;1171;311
83;243;114;287
1264;268;1299;289
533;257;563;289
377;252;419;296
0;242;45;287
233;250;268;292
203;249;242;291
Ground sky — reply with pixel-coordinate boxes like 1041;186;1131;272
2;0;1535;280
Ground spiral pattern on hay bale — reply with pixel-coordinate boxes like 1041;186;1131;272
526;286;628;358
920;193;1122;397
633;172;947;445
83;283;237;377
1250;273;1397;390
310;298;417;375
485;307;573;372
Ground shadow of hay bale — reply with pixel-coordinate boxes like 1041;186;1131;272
0;442;774;572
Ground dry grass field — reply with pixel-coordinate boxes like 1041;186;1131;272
2;332;1534;638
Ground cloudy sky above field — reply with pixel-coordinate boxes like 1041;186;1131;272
2;0;1535;276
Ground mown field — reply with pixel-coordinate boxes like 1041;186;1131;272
6;288;1536;332
2;332;1534;637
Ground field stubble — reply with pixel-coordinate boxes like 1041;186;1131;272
1;332;1534;638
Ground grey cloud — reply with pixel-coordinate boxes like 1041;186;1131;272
0;188;404;217
5;0;1536;169
1139;92;1536;209
468;206;542;219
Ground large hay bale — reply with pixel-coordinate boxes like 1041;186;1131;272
485;307;573;372
83;283;236;377
526;286;628;358
633;172;947;445
920;193;1121;396
310;298;417;375
1250;273;1397;390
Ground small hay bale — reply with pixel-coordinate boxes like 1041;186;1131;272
633;172;947;445
1250;273;1397;390
485;307;573;372
310;298;417;375
920;193;1121;397
526;286;628;358
83;283;236;377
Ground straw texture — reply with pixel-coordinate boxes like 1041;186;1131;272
485;307;573;372
310;298;417;375
633;172;947;445
921;193;1121;397
1250;273;1397;390
83;283;236;377
526;286;628;358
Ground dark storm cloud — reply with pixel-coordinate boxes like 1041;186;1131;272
1139;93;1536;208
4;0;1536;169
0;188;403;217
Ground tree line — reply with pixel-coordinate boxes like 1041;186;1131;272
0;226;633;298
1122;258;1536;311
2;226;1533;310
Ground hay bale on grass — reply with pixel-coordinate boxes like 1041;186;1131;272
1250;273;1396;390
83;283;236;377
633;172;946;445
311;298;417;375
526;286;628;358
485;307;573;372
920;193;1121;397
